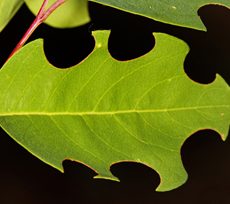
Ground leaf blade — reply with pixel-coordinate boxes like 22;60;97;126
0;0;24;32
91;0;230;30
0;31;229;191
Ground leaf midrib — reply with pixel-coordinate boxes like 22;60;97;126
0;105;228;116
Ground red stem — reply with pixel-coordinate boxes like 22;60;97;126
7;0;66;61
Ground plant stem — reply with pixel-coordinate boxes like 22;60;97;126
7;0;66;61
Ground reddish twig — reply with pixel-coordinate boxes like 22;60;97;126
7;0;66;61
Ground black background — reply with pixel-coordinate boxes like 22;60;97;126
0;2;230;204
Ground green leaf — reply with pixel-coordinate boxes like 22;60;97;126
0;0;24;32
91;0;230;30
0;31;229;191
25;0;90;28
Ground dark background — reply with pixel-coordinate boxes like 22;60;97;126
0;2;230;204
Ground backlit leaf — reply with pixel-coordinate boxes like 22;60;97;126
0;0;24;32
0;31;229;191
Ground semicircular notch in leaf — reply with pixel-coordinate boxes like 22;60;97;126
0;31;229;191
25;0;90;28
91;0;230;30
0;0;24;32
